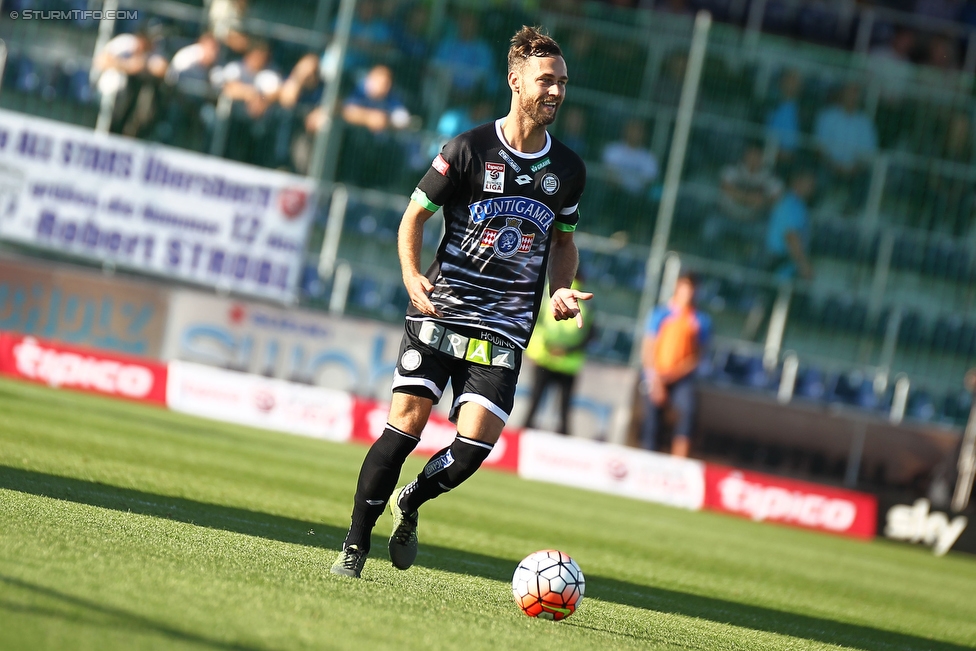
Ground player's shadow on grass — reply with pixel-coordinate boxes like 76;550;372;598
1;465;970;651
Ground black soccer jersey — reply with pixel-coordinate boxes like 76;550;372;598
408;118;586;349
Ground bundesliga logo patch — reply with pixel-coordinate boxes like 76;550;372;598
483;162;505;193
480;218;533;258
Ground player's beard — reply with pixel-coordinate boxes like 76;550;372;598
521;94;559;126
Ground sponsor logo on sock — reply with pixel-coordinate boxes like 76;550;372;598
424;450;454;478
365;499;385;506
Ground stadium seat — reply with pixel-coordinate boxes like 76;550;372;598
890;234;923;271
827;370;879;410
941;390;974;427
905;388;937;422
794;366;827;401
896;310;926;349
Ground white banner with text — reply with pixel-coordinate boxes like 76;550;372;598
0;109;316;300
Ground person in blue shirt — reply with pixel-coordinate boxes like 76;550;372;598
765;169;815;281
765;69;802;167
431;13;497;99
813;83;877;214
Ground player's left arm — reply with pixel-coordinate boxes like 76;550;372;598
548;229;592;329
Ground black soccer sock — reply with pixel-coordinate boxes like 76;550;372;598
344;424;420;552
399;434;494;514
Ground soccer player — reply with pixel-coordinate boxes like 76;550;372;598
332;26;591;578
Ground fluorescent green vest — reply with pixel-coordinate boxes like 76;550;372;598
525;280;591;375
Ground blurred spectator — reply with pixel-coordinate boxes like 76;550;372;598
602;118;659;232
719;141;783;221
94;30;168;137
391;4;431;97
813;82;877;214
920;112;975;234
765;168;815;281
342;64;410;133
209;0;249;53
279;53;328;174
655;50;687;106
640;273;711;457
868;27;917;99
913;0;962;21
602;118;659;196
919;36;960;89
431;13;496;99
424;100;493;164
704;142;783;260
657;0;695;15
392;4;431;61
167;32;221;89
213;39;281;118
339;64;412;187
158;32;221;147
765;69;802;165
556;106;588;158
523;276;594;436
211;39;282;165
344;0;394;72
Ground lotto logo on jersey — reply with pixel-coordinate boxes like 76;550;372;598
480;218;534;258
484;162;505;193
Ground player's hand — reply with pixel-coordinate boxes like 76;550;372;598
404;272;441;317
550;287;593;329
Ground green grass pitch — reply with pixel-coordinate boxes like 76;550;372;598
1;376;975;651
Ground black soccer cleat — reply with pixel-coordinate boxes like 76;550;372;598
388;486;419;570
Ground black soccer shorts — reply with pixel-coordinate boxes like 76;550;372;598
392;319;523;424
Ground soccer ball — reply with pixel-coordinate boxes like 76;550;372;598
511;550;585;621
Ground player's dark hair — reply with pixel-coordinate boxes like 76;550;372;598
508;26;562;72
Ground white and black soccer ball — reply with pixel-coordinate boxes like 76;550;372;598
511;549;585;621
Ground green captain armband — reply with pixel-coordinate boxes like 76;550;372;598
555;221;577;232
411;188;440;212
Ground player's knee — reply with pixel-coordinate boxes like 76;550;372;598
389;392;434;436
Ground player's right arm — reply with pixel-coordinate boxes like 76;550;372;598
401;140;464;317
398;201;440;317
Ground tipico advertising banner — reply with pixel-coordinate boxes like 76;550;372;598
704;465;878;539
0;109;316;301
0;332;168;405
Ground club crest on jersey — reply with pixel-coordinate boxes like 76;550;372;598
484;162;505;193
541;173;559;195
481;218;534;258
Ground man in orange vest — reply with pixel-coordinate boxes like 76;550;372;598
640;273;710;457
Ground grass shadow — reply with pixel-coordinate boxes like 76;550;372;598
0;575;275;651
1;465;972;651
